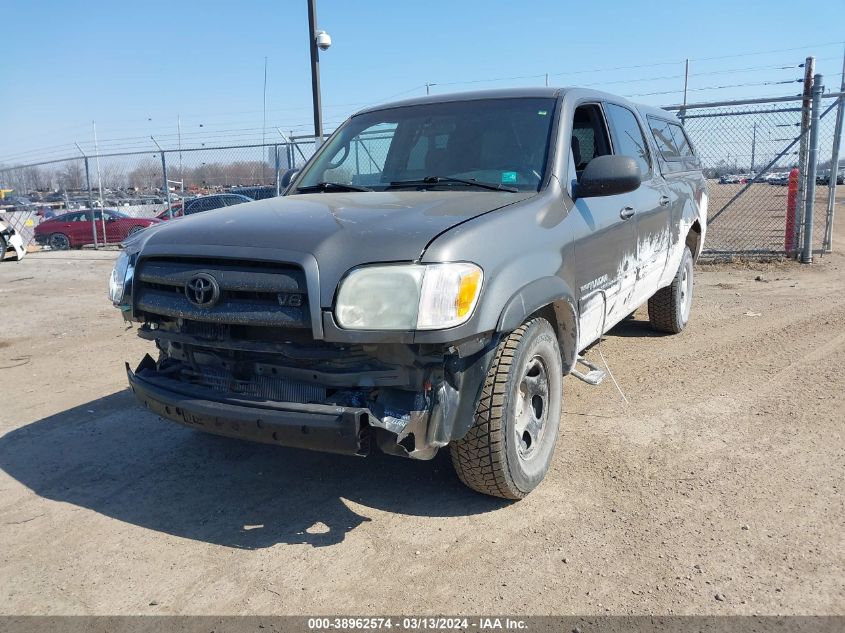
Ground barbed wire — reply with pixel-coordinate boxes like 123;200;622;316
2;40;842;165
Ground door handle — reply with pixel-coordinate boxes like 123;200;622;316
660;195;671;207
620;206;635;220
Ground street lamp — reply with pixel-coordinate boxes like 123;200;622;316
307;0;331;142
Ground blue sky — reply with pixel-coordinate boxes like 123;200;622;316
1;0;843;163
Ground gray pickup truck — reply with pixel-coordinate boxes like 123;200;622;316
110;88;707;499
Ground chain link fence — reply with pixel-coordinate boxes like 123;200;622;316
667;88;843;260
0;139;326;248
2;87;843;257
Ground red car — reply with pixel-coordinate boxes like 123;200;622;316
34;209;160;249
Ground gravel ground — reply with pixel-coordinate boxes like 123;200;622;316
0;237;842;616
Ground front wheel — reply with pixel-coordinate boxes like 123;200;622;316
648;245;694;333
450;317;563;500
0;234;7;262
49;233;70;250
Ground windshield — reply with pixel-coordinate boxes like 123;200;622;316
295;97;556;193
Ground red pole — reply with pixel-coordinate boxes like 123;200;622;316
785;167;800;255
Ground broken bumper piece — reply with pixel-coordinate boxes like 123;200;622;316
127;362;372;457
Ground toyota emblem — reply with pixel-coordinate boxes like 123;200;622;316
184;273;220;308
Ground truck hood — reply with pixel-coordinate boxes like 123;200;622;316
134;191;534;303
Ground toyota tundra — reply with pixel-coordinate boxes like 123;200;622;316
110;88;707;499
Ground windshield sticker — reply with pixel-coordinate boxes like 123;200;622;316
501;171;518;184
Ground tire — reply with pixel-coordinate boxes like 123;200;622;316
0;234;6;262
648;245;694;334
49;233;71;250
450;317;563;500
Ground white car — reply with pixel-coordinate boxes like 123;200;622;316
0;218;27;261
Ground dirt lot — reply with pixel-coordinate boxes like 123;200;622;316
0;237;843;616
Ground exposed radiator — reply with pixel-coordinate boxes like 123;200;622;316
196;366;327;403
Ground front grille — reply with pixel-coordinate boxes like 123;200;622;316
135;257;310;328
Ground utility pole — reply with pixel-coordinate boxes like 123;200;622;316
545;73;549;87
262;56;268;183
177;115;183;194
426;82;435;95
307;0;323;141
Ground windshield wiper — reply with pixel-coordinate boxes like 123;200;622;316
296;181;373;193
387;176;519;193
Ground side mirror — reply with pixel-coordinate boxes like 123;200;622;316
575;155;641;198
280;168;300;189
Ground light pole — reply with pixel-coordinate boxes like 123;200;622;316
307;0;331;141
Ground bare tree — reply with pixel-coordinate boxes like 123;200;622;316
128;160;162;190
57;161;85;191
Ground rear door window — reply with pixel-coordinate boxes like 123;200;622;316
185;198;215;215
222;195;248;206
647;118;681;159
647;116;700;173
668;122;695;158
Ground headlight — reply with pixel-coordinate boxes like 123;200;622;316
109;250;132;304
335;262;483;330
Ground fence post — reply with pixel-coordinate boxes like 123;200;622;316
801;74;824;264
824;51;845;252
274;145;281;196
83;156;98;248
290;131;296;167
74;142;99;249
151;137;172;218
161;152;171;218
796;56;815;253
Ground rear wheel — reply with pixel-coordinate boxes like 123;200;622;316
49;233;70;250
0;234;7;262
450;317;562;500
648;246;694;333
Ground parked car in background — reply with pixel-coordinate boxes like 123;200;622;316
230;186;278;200
156;193;253;220
818;170;844;186
34;209;160;249
0;196;37;212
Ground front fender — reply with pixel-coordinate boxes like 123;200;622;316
497;276;579;373
497;276;574;333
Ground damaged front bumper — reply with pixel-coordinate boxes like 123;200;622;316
127;330;498;460
128;358;374;456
